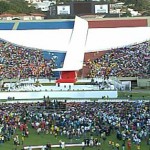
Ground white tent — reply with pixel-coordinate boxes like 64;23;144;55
0;21;150;52
1;16;150;71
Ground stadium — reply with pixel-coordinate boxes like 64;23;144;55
0;16;150;150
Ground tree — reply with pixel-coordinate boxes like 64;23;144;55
4;9;17;14
0;0;42;14
9;0;34;13
119;0;150;12
0;1;10;14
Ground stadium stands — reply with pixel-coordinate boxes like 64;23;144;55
86;41;150;78
0;17;149;93
0;39;65;80
0;38;149;81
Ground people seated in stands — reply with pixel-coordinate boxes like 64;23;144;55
0;39;58;80
86;41;150;78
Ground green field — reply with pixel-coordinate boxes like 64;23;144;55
118;90;150;100
0;126;149;150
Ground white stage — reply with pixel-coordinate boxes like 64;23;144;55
0;90;117;100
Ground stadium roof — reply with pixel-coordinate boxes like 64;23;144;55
0;21;150;52
0;28;149;52
1;16;150;71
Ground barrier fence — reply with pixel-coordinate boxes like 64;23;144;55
24;143;83;150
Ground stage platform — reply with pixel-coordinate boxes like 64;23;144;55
0;90;117;100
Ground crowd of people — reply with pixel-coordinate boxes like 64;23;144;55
87;41;150;78
0;100;149;149
1;39;150;80
0;39;58;80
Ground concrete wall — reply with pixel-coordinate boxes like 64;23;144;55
137;78;150;87
17;21;74;30
88;18;148;28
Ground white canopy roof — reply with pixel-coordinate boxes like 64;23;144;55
53;16;88;71
0;27;150;52
1;16;150;72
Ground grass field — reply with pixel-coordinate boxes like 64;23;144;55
118;90;150;100
0;125;149;150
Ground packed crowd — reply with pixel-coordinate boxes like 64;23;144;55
0;39;57;79
1;39;150;80
87;42;150;78
0;100;149;149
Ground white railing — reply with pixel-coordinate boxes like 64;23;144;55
24;143;83;150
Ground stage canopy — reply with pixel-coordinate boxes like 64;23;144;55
0;21;150;52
